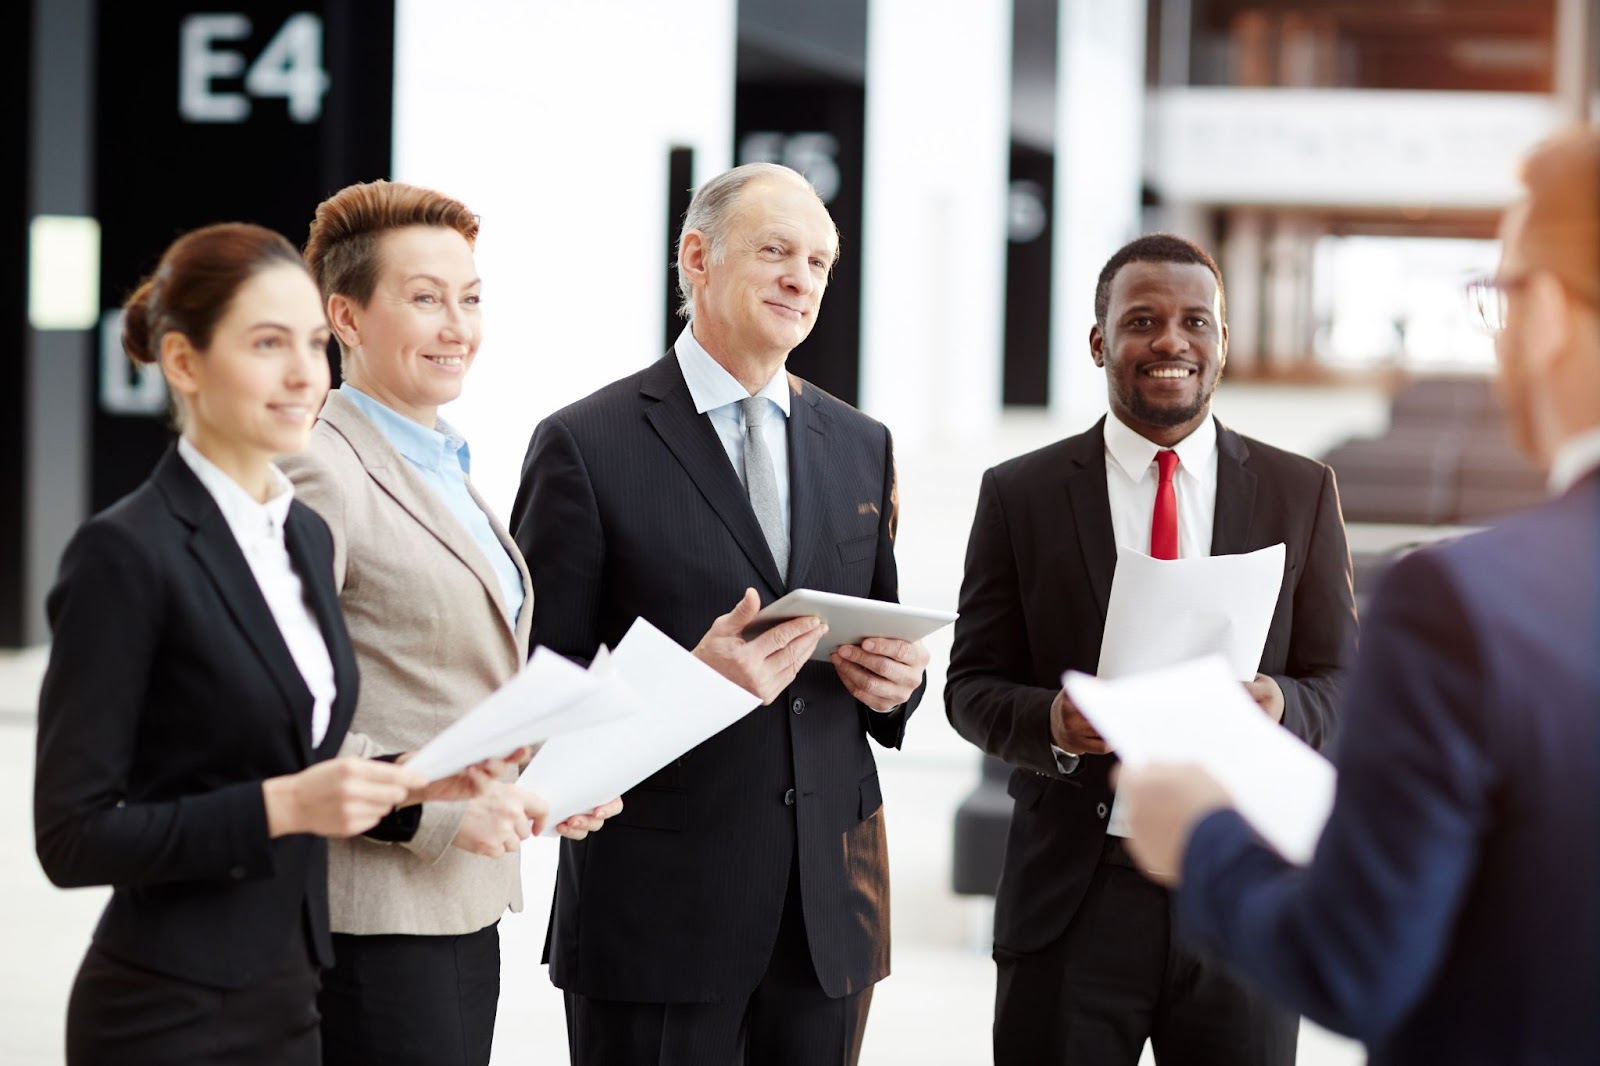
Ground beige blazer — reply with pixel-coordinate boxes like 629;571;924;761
280;390;532;936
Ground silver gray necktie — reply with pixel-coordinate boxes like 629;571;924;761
739;396;788;580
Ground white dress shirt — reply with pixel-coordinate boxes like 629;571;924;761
675;325;792;540
1548;427;1600;496
178;438;336;747
1103;409;1219;561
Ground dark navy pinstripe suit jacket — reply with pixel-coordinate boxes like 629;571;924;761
510;352;923;1004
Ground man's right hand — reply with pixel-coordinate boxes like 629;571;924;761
693;588;826;705
1050;689;1111;756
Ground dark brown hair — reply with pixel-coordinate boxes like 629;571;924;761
302;180;479;309
121;222;307;366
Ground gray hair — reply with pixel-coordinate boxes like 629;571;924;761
675;162;833;319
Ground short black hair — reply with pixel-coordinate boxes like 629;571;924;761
1094;233;1225;328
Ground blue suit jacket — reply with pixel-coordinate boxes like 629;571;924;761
1177;472;1600;1065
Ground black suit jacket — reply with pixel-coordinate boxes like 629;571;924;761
945;417;1356;954
33;447;360;989
510;352;923;1003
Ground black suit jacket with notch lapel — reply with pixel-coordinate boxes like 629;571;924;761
33;447;360;989
510;351;924;1004
944;416;1356;954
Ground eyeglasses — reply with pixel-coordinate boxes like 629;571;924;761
1465;273;1528;335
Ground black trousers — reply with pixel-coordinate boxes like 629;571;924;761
565;860;872;1066
66;938;321;1066
319;923;500;1066
993;848;1298;1066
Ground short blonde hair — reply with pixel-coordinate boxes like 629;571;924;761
1518;127;1600;305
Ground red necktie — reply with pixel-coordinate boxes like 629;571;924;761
1150;450;1180;560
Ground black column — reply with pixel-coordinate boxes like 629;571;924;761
90;0;395;512
1;1;33;645
734;84;866;407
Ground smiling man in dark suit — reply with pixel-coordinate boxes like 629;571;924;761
946;233;1356;1066
1118;127;1600;1066
511;162;929;1066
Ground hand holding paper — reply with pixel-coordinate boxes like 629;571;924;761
1113;763;1235;885
1064;656;1334;866
522;617;764;831
402;648;645;783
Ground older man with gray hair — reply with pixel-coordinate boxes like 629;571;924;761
511;162;929;1066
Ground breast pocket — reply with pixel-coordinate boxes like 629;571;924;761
836;533;878;593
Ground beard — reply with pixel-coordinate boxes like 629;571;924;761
1115;367;1221;429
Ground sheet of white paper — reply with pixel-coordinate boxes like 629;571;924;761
1097;544;1286;683
520;617;762;831
403;647;641;782
1064;656;1335;865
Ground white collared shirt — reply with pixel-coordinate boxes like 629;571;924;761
1548;427;1600;496
1103;410;1219;560
177;438;335;747
674;325;792;541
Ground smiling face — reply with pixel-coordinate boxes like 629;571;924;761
1090;260;1228;446
330;225;482;426
163;263;331;491
681;174;837;377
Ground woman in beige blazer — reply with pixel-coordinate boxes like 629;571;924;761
281;180;618;1066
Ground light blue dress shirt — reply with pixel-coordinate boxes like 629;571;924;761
339;384;525;626
674;325;792;542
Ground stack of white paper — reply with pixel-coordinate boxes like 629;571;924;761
1064;656;1335;865
520;617;763;832
403;646;643;781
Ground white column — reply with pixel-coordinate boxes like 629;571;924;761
1222;208;1266;372
858;0;1011;448
1050;0;1148;431
394;0;737;514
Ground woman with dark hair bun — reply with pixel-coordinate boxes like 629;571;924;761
32;222;499;1065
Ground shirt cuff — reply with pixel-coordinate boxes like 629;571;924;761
1049;744;1082;776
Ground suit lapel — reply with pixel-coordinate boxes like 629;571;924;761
783;375;824;591
1210;420;1257;556
1064;420;1117;620
155;451;313;762
319;391;519;651
473;478;534;656
641;354;787;594
284;506;355;758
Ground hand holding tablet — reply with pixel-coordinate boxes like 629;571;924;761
743;588;958;662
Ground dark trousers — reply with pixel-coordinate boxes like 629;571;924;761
67;939;321;1066
565;861;872;1066
994;849;1298;1066
319;923;500;1066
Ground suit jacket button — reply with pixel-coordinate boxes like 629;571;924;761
783;788;796;806
791;697;805;715
229;865;248;879
1096;803;1108;819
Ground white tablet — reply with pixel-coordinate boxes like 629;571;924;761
744;588;958;661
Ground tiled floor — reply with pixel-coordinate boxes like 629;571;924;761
0;387;1382;1065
